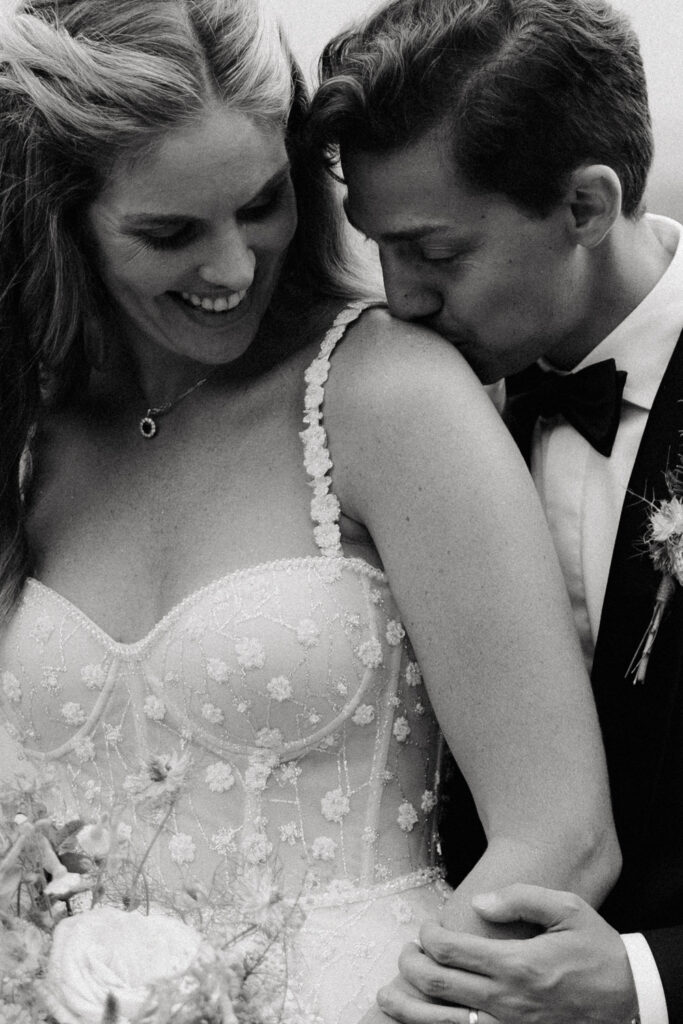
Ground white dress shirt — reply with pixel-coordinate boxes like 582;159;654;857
528;214;683;1024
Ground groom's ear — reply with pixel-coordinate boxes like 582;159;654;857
564;164;622;248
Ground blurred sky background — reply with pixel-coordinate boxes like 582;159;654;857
271;0;682;223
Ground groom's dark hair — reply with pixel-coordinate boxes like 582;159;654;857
308;0;653;218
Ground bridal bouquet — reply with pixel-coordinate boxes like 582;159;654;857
0;754;310;1024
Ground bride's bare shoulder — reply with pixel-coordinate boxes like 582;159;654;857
328;305;486;417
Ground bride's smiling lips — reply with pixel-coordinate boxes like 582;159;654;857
164;286;253;329
178;289;248;312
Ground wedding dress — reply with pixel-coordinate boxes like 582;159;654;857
0;303;449;1022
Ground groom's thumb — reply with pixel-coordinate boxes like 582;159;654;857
472;883;582;929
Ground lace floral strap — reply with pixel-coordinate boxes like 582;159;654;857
300;301;379;558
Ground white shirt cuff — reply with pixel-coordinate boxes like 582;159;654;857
622;933;669;1024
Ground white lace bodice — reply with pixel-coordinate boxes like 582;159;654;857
0;304;448;1020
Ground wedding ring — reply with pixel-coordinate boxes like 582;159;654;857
468;1011;479;1024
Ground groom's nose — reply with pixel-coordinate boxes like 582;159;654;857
380;250;442;323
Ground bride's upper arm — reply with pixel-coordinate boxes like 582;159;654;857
324;308;611;848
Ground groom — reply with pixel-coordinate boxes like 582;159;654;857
308;1;683;1022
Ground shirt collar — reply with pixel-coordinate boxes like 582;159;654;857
575;215;683;411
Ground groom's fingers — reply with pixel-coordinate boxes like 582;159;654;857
377;973;497;1024
417;921;499;973
397;942;492;1009
471;884;586;930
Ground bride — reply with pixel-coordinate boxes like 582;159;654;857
0;1;619;1021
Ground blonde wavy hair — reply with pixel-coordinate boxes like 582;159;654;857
0;0;356;616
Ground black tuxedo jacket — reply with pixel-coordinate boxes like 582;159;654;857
441;328;683;1022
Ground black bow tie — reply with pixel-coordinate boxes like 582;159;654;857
505;359;627;458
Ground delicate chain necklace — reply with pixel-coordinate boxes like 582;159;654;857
139;374;211;438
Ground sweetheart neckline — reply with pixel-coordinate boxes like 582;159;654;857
24;555;387;654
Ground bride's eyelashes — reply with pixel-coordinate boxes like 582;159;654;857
135;222;199;252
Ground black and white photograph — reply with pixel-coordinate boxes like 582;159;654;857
0;1;681;1022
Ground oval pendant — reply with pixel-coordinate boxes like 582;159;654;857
139;415;157;439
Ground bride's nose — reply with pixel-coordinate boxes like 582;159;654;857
198;226;256;291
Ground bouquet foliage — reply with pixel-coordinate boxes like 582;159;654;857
0;753;310;1024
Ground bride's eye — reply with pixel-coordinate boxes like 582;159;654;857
137;223;199;251
239;186;285;223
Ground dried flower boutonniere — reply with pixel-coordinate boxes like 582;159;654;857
629;471;683;683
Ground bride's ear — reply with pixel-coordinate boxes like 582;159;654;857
564;164;622;248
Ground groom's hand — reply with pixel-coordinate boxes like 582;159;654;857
377;884;639;1024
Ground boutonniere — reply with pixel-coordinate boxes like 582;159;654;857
629;470;683;683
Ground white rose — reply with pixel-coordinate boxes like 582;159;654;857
41;906;202;1024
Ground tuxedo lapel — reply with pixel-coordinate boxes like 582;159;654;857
592;328;683;918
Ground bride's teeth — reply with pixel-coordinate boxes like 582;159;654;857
179;290;247;313
226;291;244;311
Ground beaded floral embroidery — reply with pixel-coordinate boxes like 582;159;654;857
300;303;372;559
1;302;448;1024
